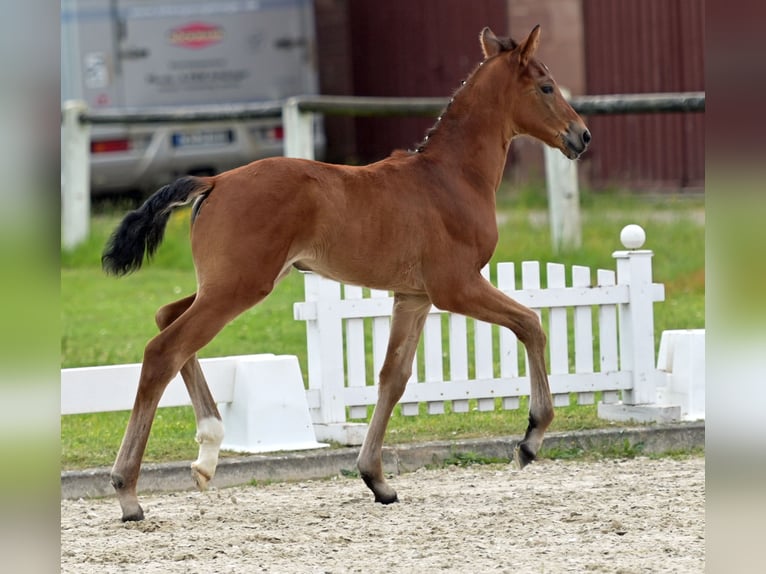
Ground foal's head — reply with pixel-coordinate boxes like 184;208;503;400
481;25;590;159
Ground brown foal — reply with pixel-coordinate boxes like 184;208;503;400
102;25;589;521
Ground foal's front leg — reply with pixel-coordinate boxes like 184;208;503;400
357;293;431;503
428;274;554;468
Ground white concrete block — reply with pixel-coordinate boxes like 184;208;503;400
313;422;369;446
598;402;681;424
656;329;705;421
220;355;328;453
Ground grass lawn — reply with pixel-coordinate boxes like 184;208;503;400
61;184;704;470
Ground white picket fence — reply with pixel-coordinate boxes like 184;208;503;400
62;225;705;452
295;230;672;443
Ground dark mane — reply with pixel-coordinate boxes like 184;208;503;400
412;66;477;154
413;97;456;154
413;34;517;154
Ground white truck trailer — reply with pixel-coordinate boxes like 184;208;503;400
61;0;321;196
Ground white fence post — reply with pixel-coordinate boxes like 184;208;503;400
543;88;581;252
614;247;655;404
296;273;368;444
283;97;315;160
61;100;90;249
598;224;679;423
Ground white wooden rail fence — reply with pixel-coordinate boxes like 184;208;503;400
62;225;707;452
61;92;705;249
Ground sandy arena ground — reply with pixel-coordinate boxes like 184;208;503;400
61;456;704;573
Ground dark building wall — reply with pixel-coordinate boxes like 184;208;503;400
313;0;357;163
505;0;587;184
344;0;508;162
582;0;705;191
313;0;704;191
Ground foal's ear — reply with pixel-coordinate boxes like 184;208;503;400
518;25;541;68
480;27;502;59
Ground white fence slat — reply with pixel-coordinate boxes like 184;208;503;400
302;274;346;423
401;403;420;416
502;397;520;410
424;313;445;414
427;402;444;414
521;262;542;309
475;265;495;411
448;314;469;380
427;402;445;415
370;289;391;382
449;313;470;413
400;363;419;415
424;314;444;381
597;269;620;404
572;266;595;405
578;394;595;407
477;398;496;412
343;285;368;419
497;262;519;381
547;263;570;407
498;263;521;412
547;263;569;373
452;402;469;413
521;261;541;379
474;265;494;378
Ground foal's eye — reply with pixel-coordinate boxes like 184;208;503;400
541;85;554;95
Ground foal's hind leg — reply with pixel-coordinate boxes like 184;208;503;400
155;295;224;492
111;289;267;521
357;293;431;503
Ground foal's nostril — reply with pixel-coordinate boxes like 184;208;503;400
582;129;591;145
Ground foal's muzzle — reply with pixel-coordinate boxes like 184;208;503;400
562;124;591;159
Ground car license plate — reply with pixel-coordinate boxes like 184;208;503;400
171;129;234;147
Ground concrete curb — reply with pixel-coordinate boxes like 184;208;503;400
61;421;704;500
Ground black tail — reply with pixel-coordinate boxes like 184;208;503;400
102;176;213;276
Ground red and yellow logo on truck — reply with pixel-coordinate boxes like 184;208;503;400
169;22;223;49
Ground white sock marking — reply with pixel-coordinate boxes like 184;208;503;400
194;417;224;477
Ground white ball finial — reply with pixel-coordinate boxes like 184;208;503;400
620;224;646;249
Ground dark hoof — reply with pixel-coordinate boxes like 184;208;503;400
121;506;145;522
374;492;399;505
361;473;398;505
514;443;536;470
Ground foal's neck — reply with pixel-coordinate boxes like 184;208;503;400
414;57;515;196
